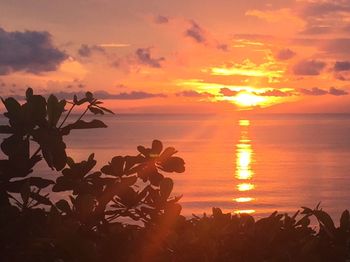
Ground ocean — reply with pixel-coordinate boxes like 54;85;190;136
2;113;350;218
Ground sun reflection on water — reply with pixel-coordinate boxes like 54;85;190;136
234;119;256;214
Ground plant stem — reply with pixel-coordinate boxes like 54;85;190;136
76;105;90;122
59;103;75;128
30;146;41;159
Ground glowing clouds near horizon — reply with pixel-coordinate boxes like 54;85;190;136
234;93;266;107
234;119;256;214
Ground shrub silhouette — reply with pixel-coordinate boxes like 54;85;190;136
1;88;350;262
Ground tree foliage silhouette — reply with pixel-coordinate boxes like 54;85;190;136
1;88;350;262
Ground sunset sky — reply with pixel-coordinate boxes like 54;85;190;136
1;0;350;113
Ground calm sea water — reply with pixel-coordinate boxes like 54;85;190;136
2;114;350;218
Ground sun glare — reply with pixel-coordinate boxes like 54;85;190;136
234;93;266;107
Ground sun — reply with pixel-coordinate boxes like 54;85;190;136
233;93;266;107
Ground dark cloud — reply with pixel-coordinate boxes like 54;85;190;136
135;48;165;68
0;27;67;75
217;43;229;51
299;87;348;96
258;89;293;97
93;90;166;100
299;87;328;96
329;87;348;96
297;2;346;37
276;48;296;60
220;88;238;96
302;1;350;17
293;60;326;75
176;90;213;98
300;26;332;35
334;61;350;72
184;20;227;51
185;20;206;44
78;44;105;57
154;15;169;24
322;39;350;55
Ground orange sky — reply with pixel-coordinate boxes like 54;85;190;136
1;0;350;113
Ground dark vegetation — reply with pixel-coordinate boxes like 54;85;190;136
1;89;350;262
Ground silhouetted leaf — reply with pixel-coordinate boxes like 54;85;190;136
2;97;21;120
158;147;177;162
86;91;94;102
149;172;164;186
340;210;350;232
26;87;33;99
33;129;67;170
301;206;313;215
56;199;71;214
159;157;185;173
0;125;13;134
52;176;74;192
160;177;173;200
152;140;163;155
8;177;54;192
20;182;30;206
313;210;335;237
47;95;66;127
137;145;150;156
30;192;52;206
96;105;114;114
89;106;104;115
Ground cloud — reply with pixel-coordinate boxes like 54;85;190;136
4;90;167;101
135;48;165;68
220;88;239;96
176;90;213;98
301;1;350;17
94;90;166;100
276;48;296;60
329;87;348;96
154;15;169;24
24;90;166;100
216;43;229;51
78;44;105;57
334;61;350;72
0;27;67;75
300;26;332;35
299;87;348;96
293;60;326;75
258;89;293;97
299;87;328;96
322;39;350;56
295;1;350;39
185;20;206;44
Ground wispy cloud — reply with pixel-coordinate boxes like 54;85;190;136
276;49;296;60
334;61;350;72
220;88;239;97
176;90;214;98
185;20;206;44
299;87;348;96
135;48;165;68
293;60;326;75
78;44;105;57
153;15;170;24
